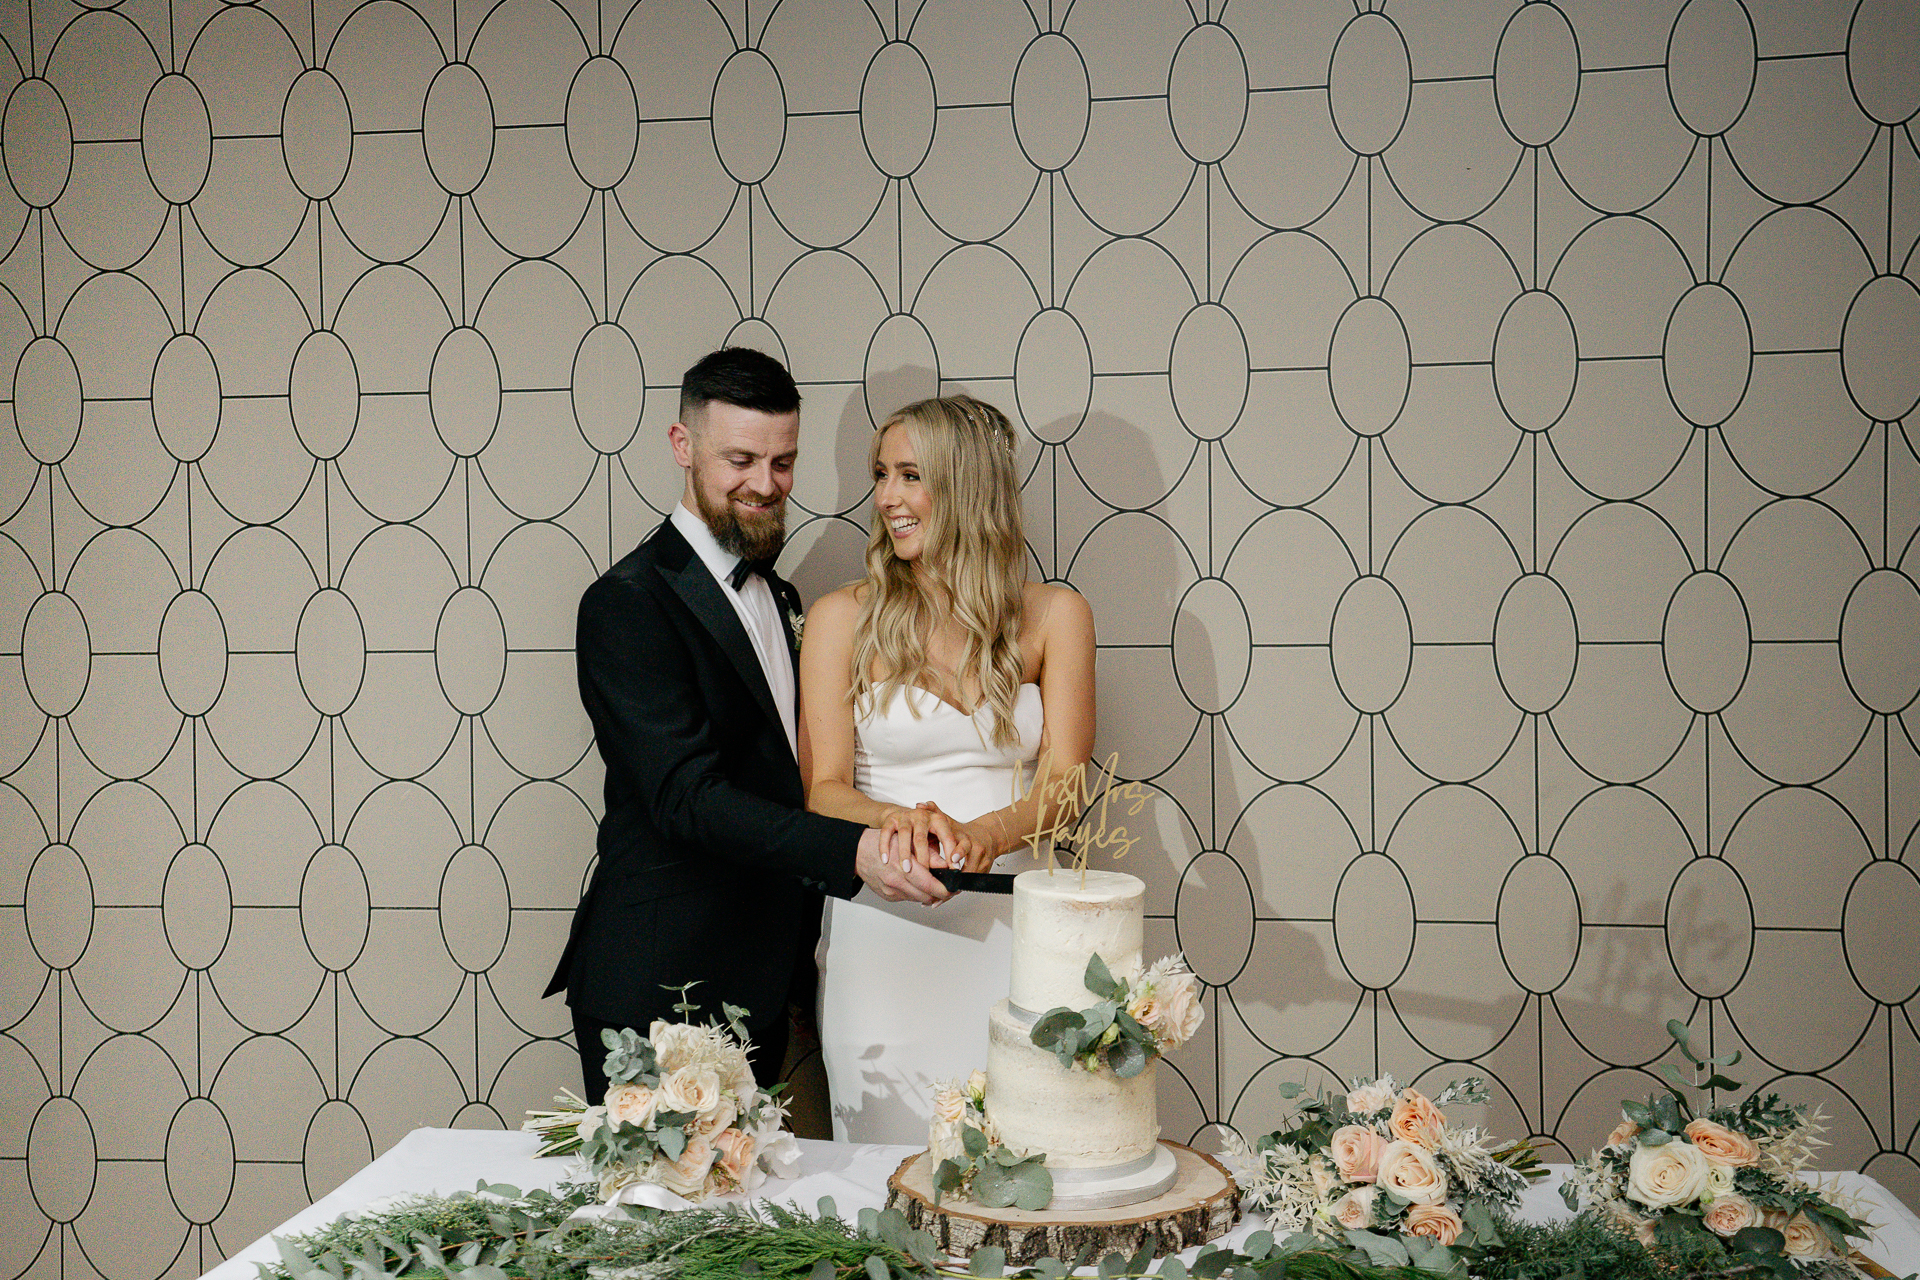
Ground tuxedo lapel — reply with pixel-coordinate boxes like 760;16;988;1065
650;522;788;734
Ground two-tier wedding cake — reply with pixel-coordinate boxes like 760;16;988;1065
972;868;1189;1210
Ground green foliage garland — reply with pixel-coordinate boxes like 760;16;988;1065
255;1181;1907;1280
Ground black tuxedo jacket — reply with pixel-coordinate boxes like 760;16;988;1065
544;518;864;1070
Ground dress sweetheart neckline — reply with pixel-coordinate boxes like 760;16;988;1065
893;680;1041;719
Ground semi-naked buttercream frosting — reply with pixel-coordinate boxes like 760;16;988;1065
986;868;1160;1174
1006;868;1144;1016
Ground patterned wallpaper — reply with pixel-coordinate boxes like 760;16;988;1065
3;0;1918;1275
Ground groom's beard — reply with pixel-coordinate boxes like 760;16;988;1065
693;469;787;564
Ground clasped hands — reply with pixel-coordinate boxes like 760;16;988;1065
853;801;999;905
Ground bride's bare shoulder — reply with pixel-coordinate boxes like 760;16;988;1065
1023;581;1093;637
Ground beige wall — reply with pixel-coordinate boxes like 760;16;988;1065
4;0;1919;1274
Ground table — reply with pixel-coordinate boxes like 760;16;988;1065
204;1129;1920;1279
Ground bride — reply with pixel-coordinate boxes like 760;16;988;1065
797;394;1095;1144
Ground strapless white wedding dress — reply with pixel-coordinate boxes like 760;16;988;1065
818;681;1043;1144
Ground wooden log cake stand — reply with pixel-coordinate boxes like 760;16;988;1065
885;1142;1240;1265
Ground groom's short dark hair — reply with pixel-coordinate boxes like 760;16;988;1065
679;347;801;425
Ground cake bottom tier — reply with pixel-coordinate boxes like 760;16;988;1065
983;998;1160;1170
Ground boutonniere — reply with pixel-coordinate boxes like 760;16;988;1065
785;604;805;653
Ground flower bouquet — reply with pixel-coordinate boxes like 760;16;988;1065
521;999;799;1205
1561;1020;1876;1277
1028;953;1204;1077
1225;1073;1545;1270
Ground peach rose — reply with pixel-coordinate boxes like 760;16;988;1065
1158;975;1204;1045
605;1082;660;1129
1406;1202;1464;1246
1703;1194;1758;1237
1780;1213;1834;1259
1683;1119;1760;1167
1606;1119;1641;1149
1332;1186;1377;1229
1626;1139;1712;1209
652;1132;715;1198
658;1064;722;1117
712;1127;756;1189
1376;1140;1448;1205
1346;1079;1396;1115
1329;1124;1387;1182
1390;1090;1447;1148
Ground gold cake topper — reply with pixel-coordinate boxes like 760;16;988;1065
1014;749;1149;875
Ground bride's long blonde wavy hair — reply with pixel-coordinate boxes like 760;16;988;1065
850;395;1028;749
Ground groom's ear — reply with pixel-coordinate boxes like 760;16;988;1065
668;420;694;469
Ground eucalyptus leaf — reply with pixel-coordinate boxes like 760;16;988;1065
864;1256;889;1280
1703;1074;1742;1092
1277;1081;1305;1098
655;1126;686;1162
1731;1225;1786;1255
1156;1258;1189;1279
1666;1019;1701;1064
1242;1230;1274;1260
1030;1009;1084;1051
1640;1129;1673;1145
963;1125;989;1158
1010;1162;1054;1210
1346;1230;1412;1269
969;1245;1007;1276
1189;1249;1234;1278
1109;1035;1150;1079
1080;1001;1117;1040
810;1260;837;1280
1085;952;1127;1001
1621;1100;1655;1126
972;1160;1017;1208
1650;1094;1681;1132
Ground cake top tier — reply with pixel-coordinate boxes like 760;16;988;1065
1008;869;1145;1015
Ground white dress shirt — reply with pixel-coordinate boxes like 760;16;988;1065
670;503;798;756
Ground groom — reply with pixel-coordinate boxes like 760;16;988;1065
545;347;949;1102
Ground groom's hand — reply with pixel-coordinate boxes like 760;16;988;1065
855;827;950;904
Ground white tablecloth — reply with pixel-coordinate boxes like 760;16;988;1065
204;1129;1920;1280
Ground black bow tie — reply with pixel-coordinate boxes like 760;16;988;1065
728;557;776;590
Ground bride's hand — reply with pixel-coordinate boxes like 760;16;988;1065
879;803;948;872
949;819;998;874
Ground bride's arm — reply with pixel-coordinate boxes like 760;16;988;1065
953;585;1097;868
798;587;970;869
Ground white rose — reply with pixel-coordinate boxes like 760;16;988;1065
1704;1161;1735;1198
605;1082;660;1129
1345;1079;1397;1115
1375;1140;1448;1205
931;1080;968;1124
929;1116;967;1165
751;1121;802;1187
650;1133;715;1199
966;1069;989;1099
658;1064;722;1117
1626;1140;1713;1209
